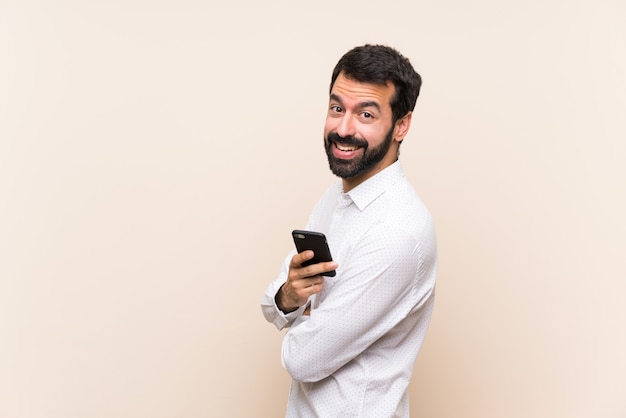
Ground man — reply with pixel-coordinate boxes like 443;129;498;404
261;44;437;418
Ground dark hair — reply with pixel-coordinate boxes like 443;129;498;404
330;44;422;124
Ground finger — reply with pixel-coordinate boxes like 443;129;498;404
303;276;324;288
289;250;315;269
289;275;321;293
299;261;338;279
322;261;338;274
304;280;323;295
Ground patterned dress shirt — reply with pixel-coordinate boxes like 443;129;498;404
261;161;437;418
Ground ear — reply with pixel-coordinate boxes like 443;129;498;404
393;112;412;143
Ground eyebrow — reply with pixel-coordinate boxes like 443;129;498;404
329;94;382;112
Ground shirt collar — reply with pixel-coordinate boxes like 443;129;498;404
340;160;405;211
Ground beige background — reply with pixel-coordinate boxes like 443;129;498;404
1;0;624;417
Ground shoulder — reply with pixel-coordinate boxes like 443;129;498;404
373;178;436;243
306;181;342;229
310;181;341;211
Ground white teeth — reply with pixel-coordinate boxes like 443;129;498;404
337;144;358;151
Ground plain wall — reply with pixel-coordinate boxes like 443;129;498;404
1;0;624;417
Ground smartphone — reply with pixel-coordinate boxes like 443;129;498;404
292;230;336;277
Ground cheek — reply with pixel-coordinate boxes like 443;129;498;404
358;126;381;144
324;117;337;133
323;119;336;137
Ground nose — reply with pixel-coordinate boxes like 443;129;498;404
335;114;356;138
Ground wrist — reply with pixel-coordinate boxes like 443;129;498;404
275;285;298;313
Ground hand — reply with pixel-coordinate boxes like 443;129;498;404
276;250;338;313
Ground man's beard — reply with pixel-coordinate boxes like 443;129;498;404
324;127;394;179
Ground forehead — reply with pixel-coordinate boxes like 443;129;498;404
330;73;395;110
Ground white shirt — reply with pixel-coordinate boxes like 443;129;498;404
261;161;437;418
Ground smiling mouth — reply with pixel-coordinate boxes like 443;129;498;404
335;143;360;152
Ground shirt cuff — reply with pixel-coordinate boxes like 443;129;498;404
261;283;310;330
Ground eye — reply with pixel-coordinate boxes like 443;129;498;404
361;111;373;119
330;105;343;113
